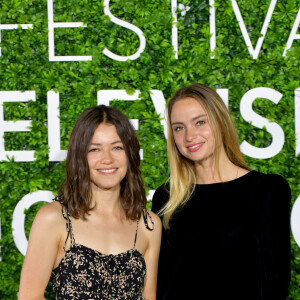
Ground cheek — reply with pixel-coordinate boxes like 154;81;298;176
173;136;187;157
87;155;94;166
121;155;128;172
202;127;214;140
123;160;128;173
206;130;217;150
87;154;98;171
173;133;183;148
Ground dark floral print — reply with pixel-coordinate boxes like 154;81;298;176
51;207;146;300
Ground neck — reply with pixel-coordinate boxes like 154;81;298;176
90;188;124;219
195;148;239;184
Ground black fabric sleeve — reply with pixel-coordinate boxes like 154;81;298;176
257;174;291;300
151;183;169;215
151;183;170;300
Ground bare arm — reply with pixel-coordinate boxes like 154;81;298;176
18;202;64;300
142;210;162;300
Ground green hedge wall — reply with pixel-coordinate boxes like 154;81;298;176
0;0;300;298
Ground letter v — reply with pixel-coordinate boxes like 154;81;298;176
150;90;167;139
231;0;277;59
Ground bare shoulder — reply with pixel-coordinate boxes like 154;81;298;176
31;201;65;233
26;201;67;255
35;201;62;220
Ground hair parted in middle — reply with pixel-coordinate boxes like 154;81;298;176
160;83;250;228
57;105;146;221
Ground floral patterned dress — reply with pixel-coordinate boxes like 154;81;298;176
51;207;146;299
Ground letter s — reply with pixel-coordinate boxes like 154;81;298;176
103;0;146;61
240;87;285;159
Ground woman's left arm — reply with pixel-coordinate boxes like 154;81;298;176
142;211;162;300
264;174;291;298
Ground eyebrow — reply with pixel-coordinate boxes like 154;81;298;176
171;114;207;125
89;141;123;146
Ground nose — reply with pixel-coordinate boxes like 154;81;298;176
100;149;113;164
185;125;197;142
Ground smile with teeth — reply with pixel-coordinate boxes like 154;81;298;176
98;168;117;174
187;143;204;152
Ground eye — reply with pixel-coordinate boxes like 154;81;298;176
88;148;99;152
113;145;124;150
196;120;205;126
173;126;184;132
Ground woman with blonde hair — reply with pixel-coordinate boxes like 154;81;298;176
152;83;290;300
19;105;161;299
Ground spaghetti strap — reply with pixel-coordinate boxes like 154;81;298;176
132;210;154;249
133;220;139;249
61;206;75;251
142;209;154;231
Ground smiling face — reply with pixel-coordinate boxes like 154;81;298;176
87;123;128;193
170;97;217;165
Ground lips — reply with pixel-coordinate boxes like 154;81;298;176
187;143;204;152
97;168;117;174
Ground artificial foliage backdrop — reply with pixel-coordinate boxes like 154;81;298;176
0;0;300;298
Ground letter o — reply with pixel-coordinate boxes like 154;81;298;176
291;195;300;247
12;190;54;256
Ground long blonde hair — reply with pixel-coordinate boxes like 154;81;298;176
160;84;250;228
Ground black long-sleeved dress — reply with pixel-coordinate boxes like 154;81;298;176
152;171;291;300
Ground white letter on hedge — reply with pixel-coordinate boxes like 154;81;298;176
171;0;178;59
210;0;216;59
12;190;54;256
103;0;146;61
47;90;67;161
240;87;284;159
216;88;229;108
0;91;36;161
283;8;300;56
231;0;277;59
295;88;300;156
47;0;92;61
291;195;300;247
149;90;167;139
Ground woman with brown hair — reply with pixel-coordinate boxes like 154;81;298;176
19;105;161;299
152;83;290;300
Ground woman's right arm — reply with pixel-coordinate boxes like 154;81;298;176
18;202;64;300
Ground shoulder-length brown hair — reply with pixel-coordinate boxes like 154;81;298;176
160;83;251;228
57;105;146;221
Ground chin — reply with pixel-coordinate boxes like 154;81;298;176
91;182;121;191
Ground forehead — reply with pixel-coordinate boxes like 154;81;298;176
171;97;206;122
90;123;121;141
